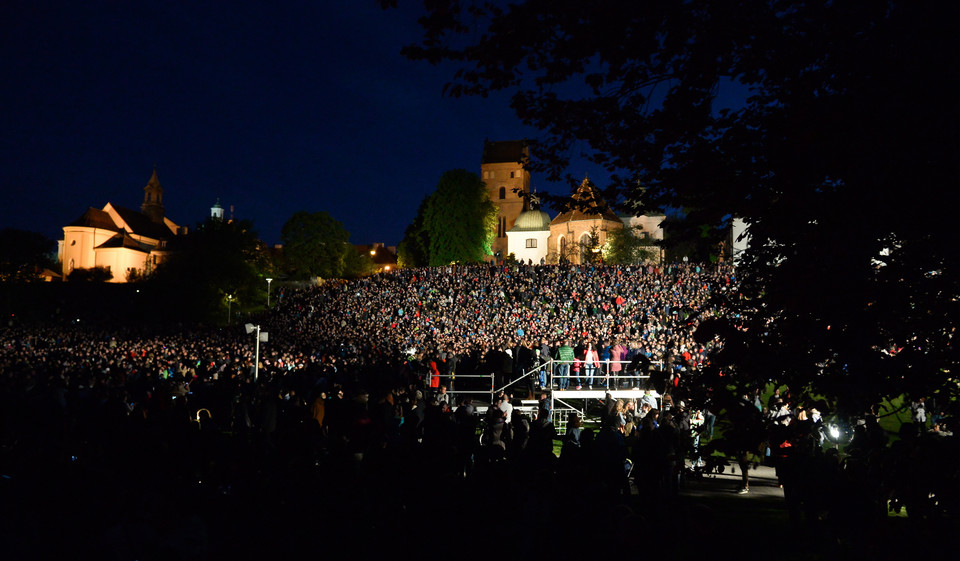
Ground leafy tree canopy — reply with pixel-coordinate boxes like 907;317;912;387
150;218;266;321
395;1;960;413
342;246;377;279
604;225;656;266
281;211;352;280
424;169;497;265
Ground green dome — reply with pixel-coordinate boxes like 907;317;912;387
510;209;552;231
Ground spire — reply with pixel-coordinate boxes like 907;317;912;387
573;175;598;202
211;198;224;220
141;167;165;223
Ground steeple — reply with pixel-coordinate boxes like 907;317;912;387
211;198;224;220
141;168;165;224
572;176;605;209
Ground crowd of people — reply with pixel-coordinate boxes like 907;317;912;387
7;261;952;556
269;262;736;392
0;262;737;556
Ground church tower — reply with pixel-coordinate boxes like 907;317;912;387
141;168;165;224
481;140;530;259
211;198;224;221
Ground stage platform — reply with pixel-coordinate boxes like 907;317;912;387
471;388;660;413
550;388;659;400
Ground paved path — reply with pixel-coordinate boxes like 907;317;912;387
681;462;785;501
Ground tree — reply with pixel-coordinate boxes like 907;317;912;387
660;215;726;264
67;266;113;283
604;225;655;266
397;195;431;268
0;228;56;281
397;0;960;418
281;211;353;279
150;218;266;321
342;247;377;278
424;169;497;265
577;226;604;265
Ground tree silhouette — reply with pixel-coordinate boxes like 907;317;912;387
396;0;959;417
281;211;352;280
397;195;431;268
150;218;266;321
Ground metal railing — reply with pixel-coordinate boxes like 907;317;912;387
427;372;497;404
495;359;664;428
426;358;665;430
497;359;663;394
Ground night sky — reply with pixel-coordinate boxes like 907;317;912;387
2;1;613;247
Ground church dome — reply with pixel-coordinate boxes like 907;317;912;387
510;209;552;232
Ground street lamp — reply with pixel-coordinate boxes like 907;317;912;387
245;323;268;382
226;293;235;325
266;278;273;308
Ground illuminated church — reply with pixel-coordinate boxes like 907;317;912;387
60;169;187;282
482;140;664;264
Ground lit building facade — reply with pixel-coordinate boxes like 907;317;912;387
485;142;664;265
481;140;530;259
60;170;185;282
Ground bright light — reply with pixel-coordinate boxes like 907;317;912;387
370;250;376;256
827;424;840;441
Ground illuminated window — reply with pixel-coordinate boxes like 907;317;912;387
526;239;537;248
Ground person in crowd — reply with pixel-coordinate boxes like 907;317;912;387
583;341;600;389
610;340;627;389
556;340;575;390
539;339;552;389
436;384;450;405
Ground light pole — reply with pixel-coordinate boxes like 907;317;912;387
245;323;268;382
226;293;235;325
266;278;273;308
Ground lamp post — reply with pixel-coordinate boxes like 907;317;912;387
266;278;273;308
226;293;235;325
245;323;268;382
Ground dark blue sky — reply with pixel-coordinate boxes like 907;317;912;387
2;1;612;246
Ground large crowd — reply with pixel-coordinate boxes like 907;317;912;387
0;262;736;556
5;262;952;556
268;262;736;387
